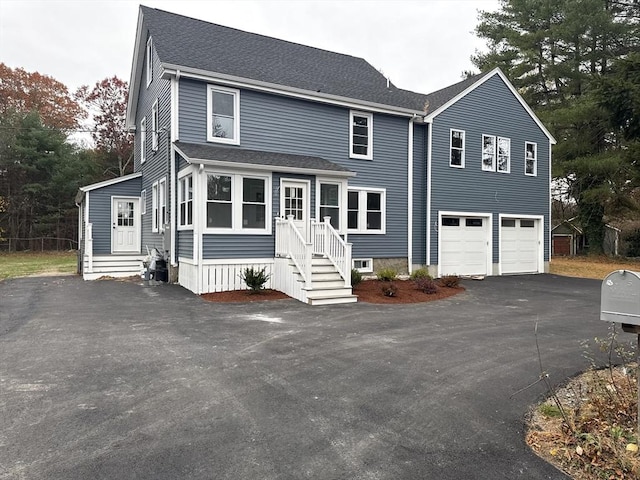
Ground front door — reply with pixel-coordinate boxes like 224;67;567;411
281;180;309;240
112;197;140;253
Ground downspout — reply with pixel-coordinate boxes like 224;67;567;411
407;117;414;275
426;118;433;270
169;73;180;270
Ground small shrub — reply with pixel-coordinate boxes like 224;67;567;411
381;281;398;297
440;275;460;288
377;268;398;282
415;277;438;294
240;266;271;293
351;268;363;287
410;268;432;281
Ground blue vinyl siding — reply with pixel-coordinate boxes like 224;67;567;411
180;81;410;260
177;230;194;259
88;177;142;254
412;123;427;265
429;74;551;265
202;235;275;259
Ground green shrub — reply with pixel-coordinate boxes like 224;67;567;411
239;266;271;293
381;281;398;297
410;268;432;281
351;268;363;287
415;277;438;294
440;275;460;288
376;267;398;282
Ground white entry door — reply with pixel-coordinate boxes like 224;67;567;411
112;197;140;253
281;180;309;240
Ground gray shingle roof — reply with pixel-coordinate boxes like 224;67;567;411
174;141;353;174
422;71;492;114
141;6;446;112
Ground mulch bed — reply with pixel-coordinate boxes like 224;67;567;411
200;280;464;304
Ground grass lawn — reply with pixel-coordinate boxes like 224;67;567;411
550;256;640;280
0;251;77;280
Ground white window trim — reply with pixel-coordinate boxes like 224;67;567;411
525;141;537;176
497;136;511;173
449;129;465;168
140;117;146;164
151;181;158;232
481;134;496;172
203;170;272;235
178;172;194;229
140;189;146;215
206;85;240;145
315;178;348;234
146;37;153;88
349;110;373;160
353;258;373;273
151;99;159;151
347;186;386;234
159;177;167;231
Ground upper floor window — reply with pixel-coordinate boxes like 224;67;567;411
151;99;159;151
450;129;465;168
525;142;537;176
207;86;240;145
146;37;153;87
482;135;496;171
140;117;146;164
497;137;510;173
179;174;193;227
350;111;373;160
347;187;385;234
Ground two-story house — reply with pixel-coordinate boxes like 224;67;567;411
76;6;555;305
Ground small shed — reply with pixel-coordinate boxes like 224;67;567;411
551;219;620;256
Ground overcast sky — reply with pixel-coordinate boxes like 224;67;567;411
1;0;500;96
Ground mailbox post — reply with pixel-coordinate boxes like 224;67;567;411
601;270;640;436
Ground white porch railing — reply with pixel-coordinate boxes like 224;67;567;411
276;215;352;288
275;216;312;289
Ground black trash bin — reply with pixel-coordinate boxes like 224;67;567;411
154;258;168;282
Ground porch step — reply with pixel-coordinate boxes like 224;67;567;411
306;288;358;306
83;255;144;279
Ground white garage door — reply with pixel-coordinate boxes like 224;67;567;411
440;216;489;276
500;218;540;274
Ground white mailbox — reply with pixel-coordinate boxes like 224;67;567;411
601;270;640;327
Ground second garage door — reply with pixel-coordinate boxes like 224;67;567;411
440;216;490;276
500;218;540;274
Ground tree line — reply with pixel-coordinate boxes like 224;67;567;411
0;64;132;249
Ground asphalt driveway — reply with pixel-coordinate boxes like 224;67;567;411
0;274;610;479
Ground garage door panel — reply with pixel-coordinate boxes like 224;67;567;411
440;217;489;276
500;218;540;274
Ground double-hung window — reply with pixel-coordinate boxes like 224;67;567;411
206;173;269;233
207;86;240;145
319;183;340;229
158;178;166;230
151;99;159;151
140;117;146;164
146;37;153;87
450;129;465;167
140;189;146;215
350;111;373;159
179;175;193;227
151;182;158;232
482;135;496;171
497;137;510;173
347;188;385;234
525;142;537;176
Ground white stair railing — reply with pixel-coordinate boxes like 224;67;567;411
275;216;312;289
312;217;352;288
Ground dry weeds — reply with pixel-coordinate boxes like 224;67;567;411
550;256;640;280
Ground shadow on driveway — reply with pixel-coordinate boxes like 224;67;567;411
0;274;607;479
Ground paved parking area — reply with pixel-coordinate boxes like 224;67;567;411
0;274;608;479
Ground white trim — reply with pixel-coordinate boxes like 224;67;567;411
352;258;374;273
204;170;273;235
177;171;194;230
315;178;348;234
110;196;141;254
482;134;496;172
407;118;414;274
159;177;167;232
151;99;159;151
162;65;425;118
347;186;386;234
80;172;142;193
437;210;493;278
126;8;145;127
140;189;146;215
498;214;544;275
146;36;153;88
170;146;177;266
449;128;465;168
497;136;510;174
171;75;179;141
424;68;556;144
152;181;159;233
173;144;356;178
140;117;146;164
200;257;274;266
426;120;432;266
207;85;240;145
349;110;373;160
525;141;537;176
548;142;553;264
